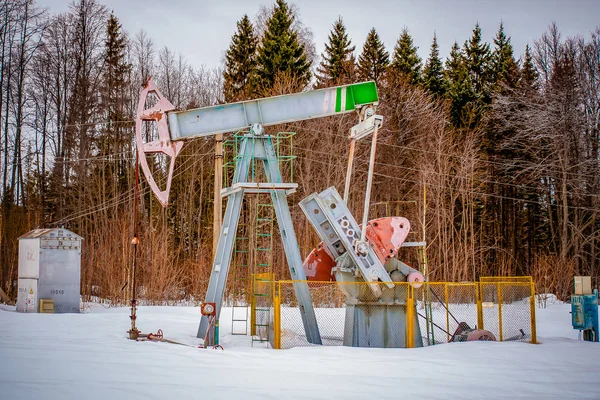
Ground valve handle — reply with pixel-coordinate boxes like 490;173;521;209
135;77;183;206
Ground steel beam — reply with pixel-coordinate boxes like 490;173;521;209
168;82;378;140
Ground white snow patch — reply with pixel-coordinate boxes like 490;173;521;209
1;300;599;399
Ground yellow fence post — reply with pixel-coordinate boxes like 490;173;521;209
406;283;414;348
273;281;281;349
498;283;503;342
444;284;450;342
476;283;484;330
529;280;537;344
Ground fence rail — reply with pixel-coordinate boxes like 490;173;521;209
267;277;536;349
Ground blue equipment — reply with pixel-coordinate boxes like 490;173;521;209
571;287;598;342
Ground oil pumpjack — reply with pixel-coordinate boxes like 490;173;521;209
135;77;424;347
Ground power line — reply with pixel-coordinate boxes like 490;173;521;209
51;149;213;164
50;150;214;226
294;154;600;214
60;119;135;129
293;145;600;200
285;123;600;182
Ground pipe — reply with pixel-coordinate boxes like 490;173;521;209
360;125;379;243
343;138;356;204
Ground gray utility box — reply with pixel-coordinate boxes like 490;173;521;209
16;228;83;313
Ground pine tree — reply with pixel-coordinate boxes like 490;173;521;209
422;32;446;97
520;44;538;91
223;15;258;102
315;16;356;87
357;28;389;84
463;23;491;95
490;22;519;90
390;28;421;85
445;41;477;128
100;12;131;190
255;0;311;91
101;12;129;124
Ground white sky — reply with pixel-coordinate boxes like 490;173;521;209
38;0;600;69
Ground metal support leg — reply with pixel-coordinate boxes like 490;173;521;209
263;139;322;344
270;188;322;344
198;139;251;338
198;190;245;338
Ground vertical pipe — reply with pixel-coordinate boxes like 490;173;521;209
360;126;379;243
274;281;281;349
215;319;220;346
406;284;415;348
213;134;224;257
530;281;537;344
129;151;140;339
343;138;356;204
498;283;504;341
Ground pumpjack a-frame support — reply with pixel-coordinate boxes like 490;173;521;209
197;126;322;344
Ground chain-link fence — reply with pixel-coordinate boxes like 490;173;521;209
267;277;536;349
414;283;481;345
479;277;536;343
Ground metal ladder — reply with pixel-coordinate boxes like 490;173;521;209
230;208;250;335
225;134;251;335
251;199;274;345
251;271;273;346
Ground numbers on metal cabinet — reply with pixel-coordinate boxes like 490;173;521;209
50;289;65;295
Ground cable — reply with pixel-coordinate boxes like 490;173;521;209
294;154;600;214
51;150;213;164
285;123;600;182
60;119;135;129
293;144;600;200
40;110;599;180
50;149;214;225
52;150;135;164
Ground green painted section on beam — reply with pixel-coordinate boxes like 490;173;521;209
334;81;378;113
345;86;355;111
348;81;378;106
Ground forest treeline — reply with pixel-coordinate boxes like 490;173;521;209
1;0;599;302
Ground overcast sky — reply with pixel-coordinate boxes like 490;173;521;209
38;0;600;70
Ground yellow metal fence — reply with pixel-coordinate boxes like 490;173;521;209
268;277;536;349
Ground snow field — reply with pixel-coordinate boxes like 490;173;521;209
0;299;599;400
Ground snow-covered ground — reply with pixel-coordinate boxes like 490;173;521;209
1;298;599;400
